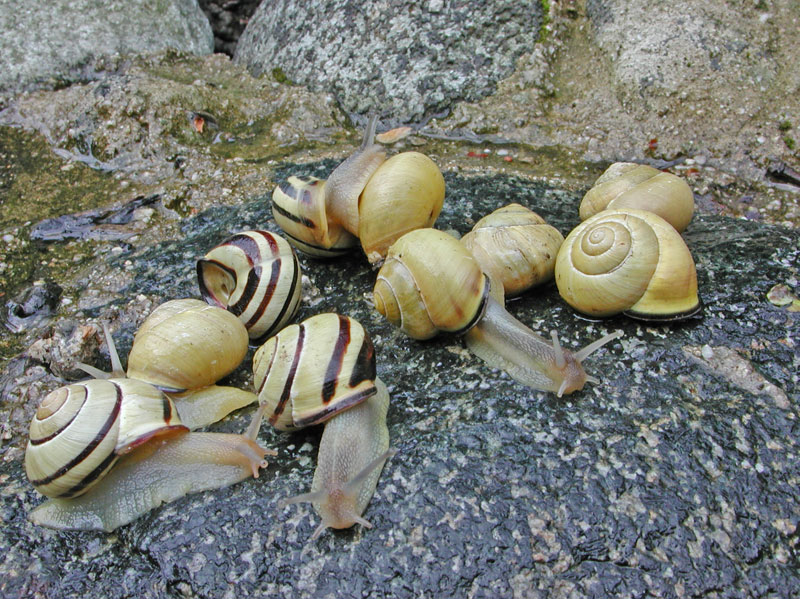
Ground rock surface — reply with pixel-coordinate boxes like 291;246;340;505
235;0;543;124
0;0;213;98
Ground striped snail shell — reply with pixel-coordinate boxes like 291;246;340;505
555;208;701;320
252;313;377;431
461;203;565;299
579;163;694;232
126;298;249;392
374;228;622;396
25;378;186;499
272;116;445;263
197;230;302;343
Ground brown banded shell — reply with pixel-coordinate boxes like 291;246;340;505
461;203;565;298
197;230;302;343
24;378;186;499
555;208;701;320
126;299;249;392
373;228;489;340
271;175;359;258
253;313;377;431
580;163;694;232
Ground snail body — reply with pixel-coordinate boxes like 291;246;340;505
272;116;445;263
197;230;302;343
461;203;565;299
249;313;394;539
25;377;272;531
373;229;622;396
580;163;694;232
555;209;701;320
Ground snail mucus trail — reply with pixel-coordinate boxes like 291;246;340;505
373;228;623;397
247;313;396;540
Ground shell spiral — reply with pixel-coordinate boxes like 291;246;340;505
373;228;489;340
253;313;377;431
555;209;700;319
197;230;302;343
126;299;249;392
24;378;186;498
461;203;564;298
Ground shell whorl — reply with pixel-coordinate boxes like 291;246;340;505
555;209;700;319
24;378;186;498
253;313;377;431
461;203;565;297
126;299;249;392
198;230;302;343
373;228;489;340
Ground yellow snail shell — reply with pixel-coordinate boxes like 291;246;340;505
555;208;701;320
579;163;694;232
374;228;622;396
252;312;377;431
373;228;489;340
197;230;302;343
126;298;249;392
25;378;187;499
461;203;565;298
271;116;445;263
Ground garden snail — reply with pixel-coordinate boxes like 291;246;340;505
197;230;302;343
248;313;395;539
272;116;446;263
24;377;273;531
78;300;257;428
460;203;565;299
579;163;694;232
373;228;622;397
555;208;701;320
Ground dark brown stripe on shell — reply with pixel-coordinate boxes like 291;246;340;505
196;259;237;308
321;315;351;404
59;449;118;498
273;194;316;228
349;328;377;388
249;252;300;344
230;264;263;317
293;386;377;428
30;381;122;488
224;232;261;266
29;385;89;445
268;324;305;426
452;277;491;336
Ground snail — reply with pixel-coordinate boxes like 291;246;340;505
555;209;701;320
579;163;694;232
373;228;622;397
272;116;446;263
24;377;273;531
78;300;257;428
197;230;302;344
248;313;395;539
460;203;565;299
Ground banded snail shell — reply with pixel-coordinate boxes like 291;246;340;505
127;299;248;392
197;230;302;343
357;152;445;264
580;163;694;232
272;176;359;258
461;203;565;298
24;378;186;498
373;228;489;340
555;209;701;320
253;313;377;431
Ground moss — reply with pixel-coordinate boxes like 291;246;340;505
538;0;551;42
778;120;792;132
271;67;293;85
783;135;796;151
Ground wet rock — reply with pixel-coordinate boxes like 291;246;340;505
0;0;213;98
197;0;263;56
235;0;543;124
4;280;62;333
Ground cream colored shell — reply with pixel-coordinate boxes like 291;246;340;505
24;378;186;498
197;230;302;343
579;163;694;232
555;209;700;319
253;313;377;431
461;203;564;297
127;299;249;392
373;228;489;340
358;152;445;264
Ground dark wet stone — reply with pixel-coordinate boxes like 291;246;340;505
1;168;798;598
4;280;62;333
